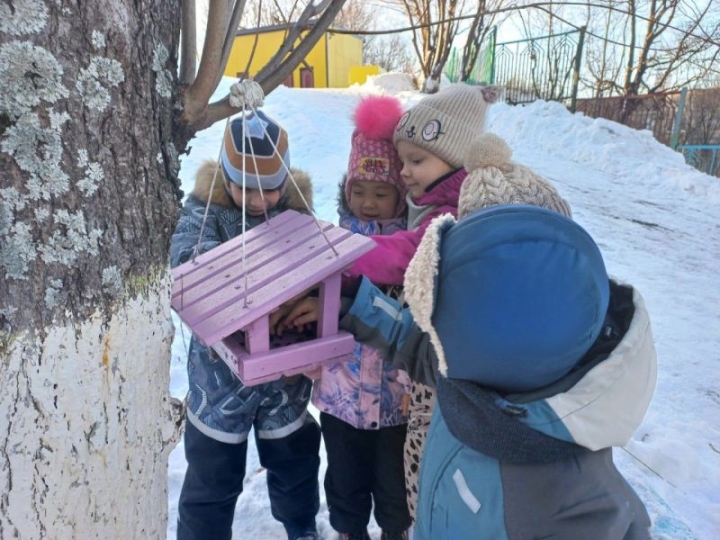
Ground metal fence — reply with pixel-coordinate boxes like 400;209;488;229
677;145;720;177
445;27;497;86
444;29;719;177
495;29;585;108
445;27;585;109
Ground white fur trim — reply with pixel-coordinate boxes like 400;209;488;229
405;213;456;376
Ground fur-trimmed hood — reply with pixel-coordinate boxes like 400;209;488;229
190;159;314;212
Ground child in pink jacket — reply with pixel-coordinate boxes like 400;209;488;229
343;83;502;522
342;84;502;289
311;96;412;540
279;85;502;527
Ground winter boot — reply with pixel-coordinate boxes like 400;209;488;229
288;527;319;540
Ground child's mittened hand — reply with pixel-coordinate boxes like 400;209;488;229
275;297;319;336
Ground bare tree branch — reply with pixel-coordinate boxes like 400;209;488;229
180;0;197;85
459;0;504;82
517;0;720;99
200;0;347;130
326;2;720;49
334;0;415;73
183;0;231;124
255;0;321;77
255;0;345;89
391;0;462;92
215;0;250;92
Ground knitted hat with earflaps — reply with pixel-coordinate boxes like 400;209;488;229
221;110;289;190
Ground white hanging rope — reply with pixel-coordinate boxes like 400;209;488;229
240;111;251;307
228;80;332;246
242;100;340;257
187;77;339;311
191;81;264;268
191;116;232;263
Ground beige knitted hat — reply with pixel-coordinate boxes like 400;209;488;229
393;83;503;168
458;133;572;219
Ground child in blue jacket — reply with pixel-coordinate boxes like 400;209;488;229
170;111;321;540
338;134;656;539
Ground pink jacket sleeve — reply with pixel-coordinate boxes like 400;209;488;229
345;206;456;286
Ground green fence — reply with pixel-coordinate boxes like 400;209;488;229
445;27;497;86
445;27;585;110
678;145;720;177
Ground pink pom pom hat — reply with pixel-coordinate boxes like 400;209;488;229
346;95;407;216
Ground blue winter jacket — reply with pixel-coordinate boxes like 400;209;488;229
170;160;315;443
339;277;656;539
340;201;657;538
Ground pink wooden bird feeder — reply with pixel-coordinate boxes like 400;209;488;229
171;210;375;385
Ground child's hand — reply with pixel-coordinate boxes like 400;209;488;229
268;287;316;335
269;302;295;333
275;297;319;336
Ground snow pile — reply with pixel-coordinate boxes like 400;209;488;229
361;72;416;94
487;99;720;203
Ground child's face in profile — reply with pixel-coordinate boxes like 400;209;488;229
348;179;400;222
226;180;283;216
396;140;454;200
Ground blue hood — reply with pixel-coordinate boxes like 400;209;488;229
434;205;610;392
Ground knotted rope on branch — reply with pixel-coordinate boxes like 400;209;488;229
229;79;265;109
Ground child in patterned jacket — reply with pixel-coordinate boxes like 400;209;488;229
171;111;321;540
314;96;412;540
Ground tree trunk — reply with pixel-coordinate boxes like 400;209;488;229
1;2;184;537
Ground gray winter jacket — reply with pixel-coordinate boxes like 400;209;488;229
170;160;315;443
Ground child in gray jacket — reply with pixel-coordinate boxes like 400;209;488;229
171;111;321;540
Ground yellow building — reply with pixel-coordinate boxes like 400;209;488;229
225;23;363;88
